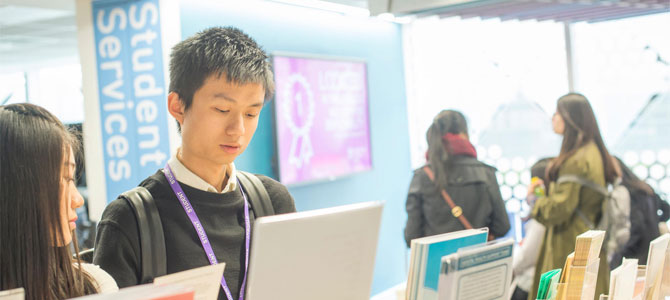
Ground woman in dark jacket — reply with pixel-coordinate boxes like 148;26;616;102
404;110;510;247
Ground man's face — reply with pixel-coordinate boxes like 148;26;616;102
175;75;265;165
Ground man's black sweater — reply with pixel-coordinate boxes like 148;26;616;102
93;170;296;300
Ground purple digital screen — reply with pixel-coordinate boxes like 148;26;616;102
273;55;372;185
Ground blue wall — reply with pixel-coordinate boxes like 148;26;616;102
180;1;412;295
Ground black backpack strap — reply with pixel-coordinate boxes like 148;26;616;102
120;186;166;283
237;171;275;218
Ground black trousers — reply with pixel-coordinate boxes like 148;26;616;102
511;286;529;300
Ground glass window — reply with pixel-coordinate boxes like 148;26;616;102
572;13;670;197
404;17;568;215
0;72;27;105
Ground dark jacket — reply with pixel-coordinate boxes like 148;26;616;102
404;155;510;247
610;188;670;269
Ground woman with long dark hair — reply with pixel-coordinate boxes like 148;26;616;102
404;110;510;246
609;157;670;269
527;93;617;300
0;103;117;299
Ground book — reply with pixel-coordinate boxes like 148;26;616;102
559;230;605;300
406;228;489;300
660;247;670;298
437;238;514;300
555;283;567;300
573;230;605;267
643;234;670;300
0;288;24;300
608;258;638;300
556;251;574;300
565;258;600;300
560;253;575;284
153;264;225;300
536;269;561;300
634;266;646;300
408;241;420;299
69;284;195;299
537;269;561;300
545;272;562;300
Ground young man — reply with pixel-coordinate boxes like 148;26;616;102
93;27;296;300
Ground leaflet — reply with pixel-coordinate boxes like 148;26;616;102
437;239;513;300
153;263;225;300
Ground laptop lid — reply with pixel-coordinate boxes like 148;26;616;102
245;201;384;300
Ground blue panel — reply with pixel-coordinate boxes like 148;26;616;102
92;0;171;203
180;1;412;295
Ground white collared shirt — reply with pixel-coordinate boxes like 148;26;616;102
167;151;237;193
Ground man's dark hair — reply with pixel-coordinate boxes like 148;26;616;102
168;26;274;118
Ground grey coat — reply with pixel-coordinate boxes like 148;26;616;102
404;155;510;247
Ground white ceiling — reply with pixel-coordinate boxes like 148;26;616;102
0;0;77;73
0;0;369;74
321;0;367;8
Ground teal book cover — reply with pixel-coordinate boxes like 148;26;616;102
421;232;488;295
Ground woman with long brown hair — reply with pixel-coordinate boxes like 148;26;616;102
527;93;617;300
404;110;510;246
609;156;670;269
0;103;117;299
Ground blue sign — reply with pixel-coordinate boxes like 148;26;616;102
92;0;170;203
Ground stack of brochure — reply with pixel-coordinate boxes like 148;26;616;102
660;244;670;298
536;269;562;300
70;263;225;300
437;238;514;300
599;234;670;300
642;234;670;300
406;228;489;300
573;231;605;267
566;230;605;300
542;230;605;300
634;265;646;300
69;284;195;300
607;258;638;300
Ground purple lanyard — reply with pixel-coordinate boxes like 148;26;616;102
162;164;250;300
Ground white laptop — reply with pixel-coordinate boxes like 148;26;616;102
245;201;384;300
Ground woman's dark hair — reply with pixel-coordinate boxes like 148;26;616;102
614;156;655;196
0;103;97;299
546;93;618;183
426;110;469;189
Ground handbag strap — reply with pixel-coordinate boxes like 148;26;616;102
422;166;473;230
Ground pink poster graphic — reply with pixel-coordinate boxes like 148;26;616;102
273;55;372;185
